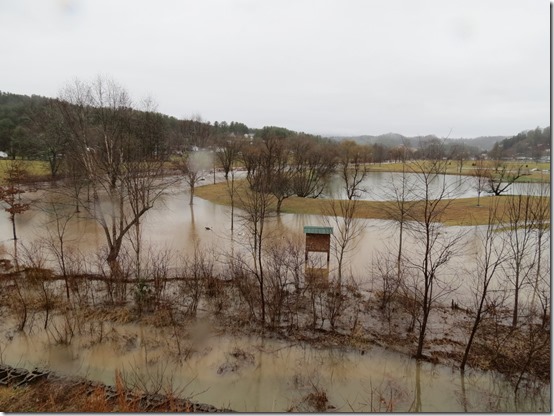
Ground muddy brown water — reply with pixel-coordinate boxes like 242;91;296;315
0;316;548;412
0;177;549;411
0;182;544;304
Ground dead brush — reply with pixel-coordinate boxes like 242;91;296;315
360;379;408;412
204;276;230;316
80;385;113;412
306;386;330;412
288;383;332;412
82;303;133;324
46;314;76;345
116;361;193;406
141;303;173;327
114;369;140;412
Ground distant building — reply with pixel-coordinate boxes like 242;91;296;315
0;151;8;158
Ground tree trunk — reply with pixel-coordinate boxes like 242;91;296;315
189;184;195;205
276;198;283;214
416;305;429;358
258;235;266;327
107;242;125;302
11;214;17;241
512;282;519;327
461;296;485;371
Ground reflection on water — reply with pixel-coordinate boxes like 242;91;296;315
324;171;549;201
0;318;548;412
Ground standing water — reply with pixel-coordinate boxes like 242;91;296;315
0;317;548;412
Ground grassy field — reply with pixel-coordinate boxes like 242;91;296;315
196;179;550;226
0;159;51;183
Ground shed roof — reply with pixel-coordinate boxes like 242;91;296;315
303;226;333;235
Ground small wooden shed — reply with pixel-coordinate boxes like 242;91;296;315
303;226;333;263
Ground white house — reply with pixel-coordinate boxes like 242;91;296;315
0;151;8;158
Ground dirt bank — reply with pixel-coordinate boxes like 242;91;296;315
0;363;231;412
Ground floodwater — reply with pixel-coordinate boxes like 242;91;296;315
0;174;547;304
0;173;550;411
324;171;550;201
0;317;548;412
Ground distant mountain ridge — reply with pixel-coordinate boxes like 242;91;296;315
328;133;507;151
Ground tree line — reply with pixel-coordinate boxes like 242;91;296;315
1;89;550;167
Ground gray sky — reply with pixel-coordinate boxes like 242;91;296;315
0;0;549;138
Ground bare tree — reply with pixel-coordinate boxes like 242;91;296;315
528;182;550;316
178;113;212;149
324;198;365;286
405;158;466;359
215;135;241;180
19;241;54;330
486;164;525;196
321;197;365;332
225;166;237;231
461;200;508;371
503;194;537;327
449;143;469;174
241;141;262;179
338;140;370;200
237;167;276;326
57;76;173;294
173;151;211;205
382;154;417;282
290;136;336;198
264;236;302;328
26;98;71;179
472;158;489;206
263;136;293;214
39;199;77;300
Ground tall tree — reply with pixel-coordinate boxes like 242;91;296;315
290;136;336;198
503;194;537;327
215;135;241;180
238;160;276;326
338;140;369;200
405;158;465;359
382;153;417;283
57;76;173;293
27;98;71;179
173;151;210;205
324;198;364;286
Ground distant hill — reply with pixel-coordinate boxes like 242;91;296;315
450;136;509;152
490;126;550;159
328;133;507;151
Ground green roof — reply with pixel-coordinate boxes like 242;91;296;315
303;226;333;235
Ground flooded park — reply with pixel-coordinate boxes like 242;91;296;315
0;170;549;412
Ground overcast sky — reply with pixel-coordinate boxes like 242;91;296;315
0;0;549;138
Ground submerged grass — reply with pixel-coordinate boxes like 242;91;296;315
195;180;550;226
